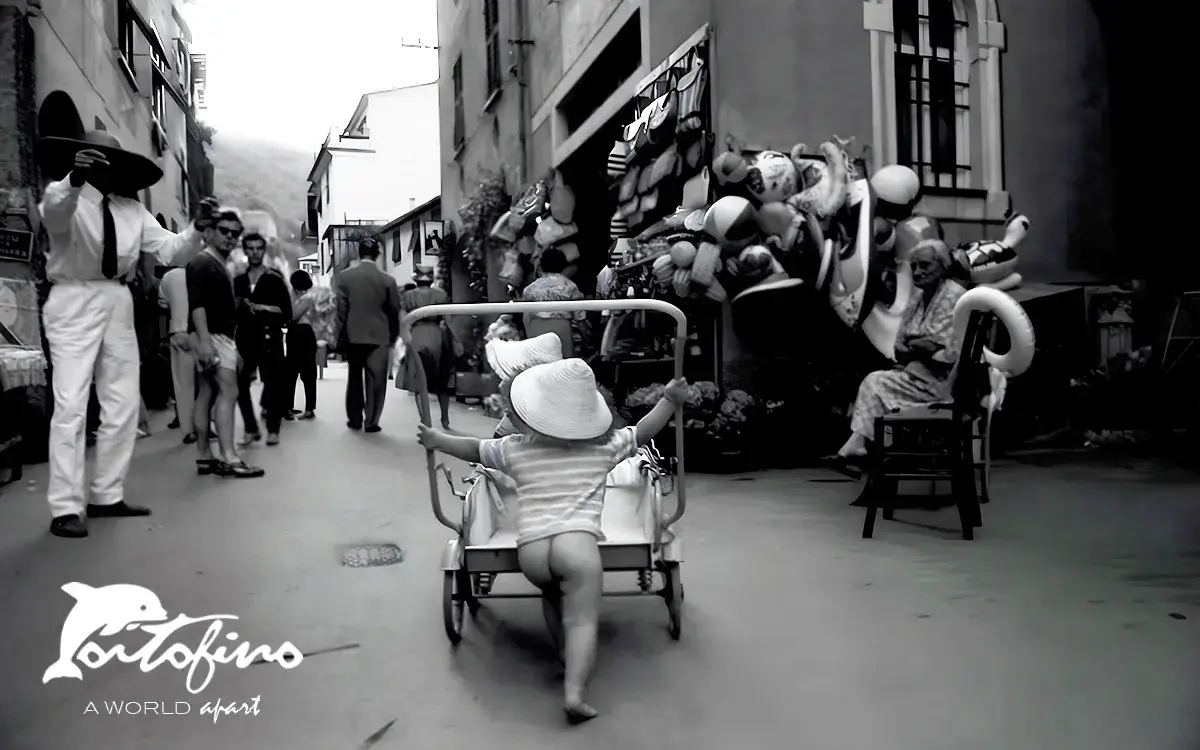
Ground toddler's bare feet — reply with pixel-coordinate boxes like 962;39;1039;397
564;699;598;724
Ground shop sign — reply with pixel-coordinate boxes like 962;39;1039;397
0;227;35;263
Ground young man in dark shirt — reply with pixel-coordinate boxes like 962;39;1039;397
233;233;292;446
186;208;264;479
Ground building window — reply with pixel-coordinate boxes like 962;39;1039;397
324;172;330;202
180;167;188;208
484;0;501;96
152;80;167;124
452;55;465;151
117;1;136;78
893;0;970;189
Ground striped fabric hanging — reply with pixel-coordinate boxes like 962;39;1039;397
607;141;629;178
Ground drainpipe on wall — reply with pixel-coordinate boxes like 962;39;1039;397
512;0;529;187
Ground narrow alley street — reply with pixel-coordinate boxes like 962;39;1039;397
0;368;1197;750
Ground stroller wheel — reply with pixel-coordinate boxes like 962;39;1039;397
442;571;465;644
662;563;683;640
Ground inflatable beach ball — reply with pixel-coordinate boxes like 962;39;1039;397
712;151;749;186
870;165;920;212
703;196;759;251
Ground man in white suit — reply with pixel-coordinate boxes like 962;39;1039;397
38;129;216;538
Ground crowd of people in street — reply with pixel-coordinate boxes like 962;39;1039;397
32;123;459;538
29;112;988;730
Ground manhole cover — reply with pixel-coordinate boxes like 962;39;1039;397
339;544;405;568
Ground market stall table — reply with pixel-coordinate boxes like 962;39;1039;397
0;346;46;487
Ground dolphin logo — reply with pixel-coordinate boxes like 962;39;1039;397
42;582;169;684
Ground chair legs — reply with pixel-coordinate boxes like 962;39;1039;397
951;440;982;540
861;505;878;539
860;441;981;541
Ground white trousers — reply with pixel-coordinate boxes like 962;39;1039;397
43;281;140;518
169;339;195;432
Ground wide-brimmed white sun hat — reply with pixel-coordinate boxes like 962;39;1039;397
508;359;612;440
486;333;563;382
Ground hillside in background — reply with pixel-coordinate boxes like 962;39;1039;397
206;131;314;265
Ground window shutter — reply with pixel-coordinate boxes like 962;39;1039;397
929;59;956;174
892;0;918;47
929;0;955;52
894;53;916;168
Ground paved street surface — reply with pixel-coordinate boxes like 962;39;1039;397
1;366;1197;749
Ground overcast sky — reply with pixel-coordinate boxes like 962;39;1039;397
182;0;439;153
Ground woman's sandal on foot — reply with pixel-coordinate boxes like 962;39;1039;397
215;460;265;478
196;458;219;475
819;454;865;480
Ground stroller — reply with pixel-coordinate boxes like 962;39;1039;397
400;300;690;644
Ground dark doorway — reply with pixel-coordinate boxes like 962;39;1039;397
1094;0;1193;285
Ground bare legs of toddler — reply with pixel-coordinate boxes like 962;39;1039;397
517;531;603;722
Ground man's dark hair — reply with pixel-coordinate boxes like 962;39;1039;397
358;236;381;259
539;246;569;274
290;269;313;291
242;232;266;248
215;208;243;226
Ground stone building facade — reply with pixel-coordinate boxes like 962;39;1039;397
0;0;213;287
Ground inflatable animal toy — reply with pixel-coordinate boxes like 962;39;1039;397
953;286;1036;377
953;212;1028;291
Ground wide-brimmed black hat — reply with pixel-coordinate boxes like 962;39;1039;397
40;131;164;193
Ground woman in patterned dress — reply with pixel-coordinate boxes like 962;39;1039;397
828;239;966;477
401;265;460;429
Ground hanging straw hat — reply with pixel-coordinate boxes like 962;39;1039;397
486;333;563;382
508;359;612;440
39;131;163;193
413;264;435;283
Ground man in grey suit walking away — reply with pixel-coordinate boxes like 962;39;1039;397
334;237;400;433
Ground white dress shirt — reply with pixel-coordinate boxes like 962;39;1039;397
38;174;203;284
159;267;190;333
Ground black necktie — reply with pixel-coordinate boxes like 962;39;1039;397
101;196;118;280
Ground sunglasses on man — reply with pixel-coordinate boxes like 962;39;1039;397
215;225;243;238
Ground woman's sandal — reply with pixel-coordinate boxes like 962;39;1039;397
196;458;219;476
215;459;265;478
820;454;865;480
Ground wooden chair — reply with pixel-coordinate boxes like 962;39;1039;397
1162;290;1200;374
857;309;995;540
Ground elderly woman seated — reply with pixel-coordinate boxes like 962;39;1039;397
826;238;966;478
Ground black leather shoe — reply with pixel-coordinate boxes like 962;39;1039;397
347;422;362;431
364;425;382;434
87;501;151;518
50;515;88;538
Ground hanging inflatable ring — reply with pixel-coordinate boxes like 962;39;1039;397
953;287;1036;376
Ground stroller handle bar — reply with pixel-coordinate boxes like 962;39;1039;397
402;300;689;535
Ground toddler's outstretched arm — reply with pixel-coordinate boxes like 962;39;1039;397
635;377;689;446
417;424;481;463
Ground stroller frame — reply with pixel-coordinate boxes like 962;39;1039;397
401;300;690;644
